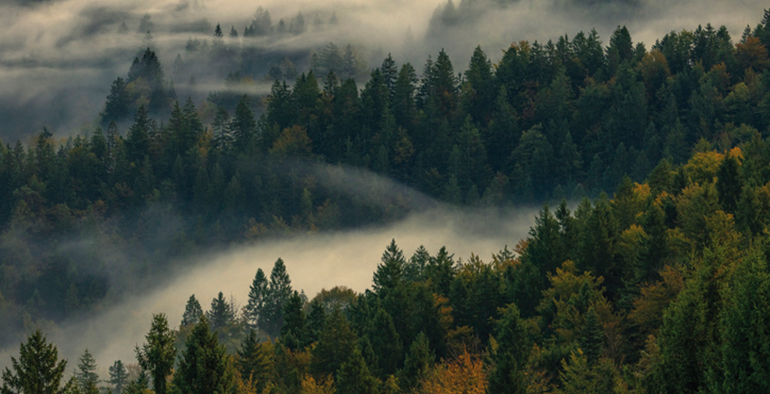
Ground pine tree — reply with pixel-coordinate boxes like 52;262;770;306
716;154;742;214
372;239;405;296
263;258;294;337
367;308;402;377
245;268;269;330
108;360;128;394
75;349;99;394
487;304;529;394
312;306;359;378
336;347;379;394
173;316;234;394
237;330;272;392
579;307;604;366
135;313;176;394
207;291;235;331
280;290;308;350
397;332;434;391
181;294;203;327
1;330;73;394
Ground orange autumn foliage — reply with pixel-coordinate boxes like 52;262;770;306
420;351;487;394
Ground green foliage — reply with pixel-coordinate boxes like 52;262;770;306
108;360;128;394
172;316;234;394
135;313;176;394
75;349;99;394
1;330;73;394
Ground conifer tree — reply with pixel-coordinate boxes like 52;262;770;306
336;347;379;394
75;349;99;394
280;290;308;350
397;332;434;391
716;154;742;214
372;239;405;296
108;360;128;394
245;268;269;330
487;304;529;394
1;330;73;394
237;330;272;392
173;316;234;394
135;313;176;394
367;307;402;377
312;306;358;378
262;258;293;337
207;292;235;332
181;294;203;327
579;307;604;366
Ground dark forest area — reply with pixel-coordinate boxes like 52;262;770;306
3;9;770;394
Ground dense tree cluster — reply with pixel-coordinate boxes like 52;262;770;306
2;11;770;392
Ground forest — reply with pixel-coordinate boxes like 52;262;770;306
2;7;770;394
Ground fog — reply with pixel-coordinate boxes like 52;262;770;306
0;203;537;377
1;0;766;141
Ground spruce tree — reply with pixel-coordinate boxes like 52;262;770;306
578;307;604;366
1;330;73;394
108;360;128;394
173;316;234;394
336;347;379;394
487;304;530;394
263;258;293;337
236;330;272;392
135;314;176;394
245;268;269;330
75;349;99;394
397;332;434;391
372;239;405;296
312;306;358;378
280;290;307;350
207;292;235;331
181;294;203;327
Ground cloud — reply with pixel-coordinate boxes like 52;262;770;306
0;0;765;141
0;203;537;377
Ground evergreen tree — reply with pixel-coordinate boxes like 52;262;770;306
207;291;235;332
236;330;272;392
181;294;203;327
336;347;379;394
280;290;308;350
372;239;405;296
487;304;529;394
0;330;73;394
262;258;293;337
245;268;269;330
75;349;99;394
108;360;128;394
312;306;358;378
173;316;234;394
397;332;434;391
103;77;131;125
578;307;604;366
135;314;176;394
716;154;742;214
366;307;402;377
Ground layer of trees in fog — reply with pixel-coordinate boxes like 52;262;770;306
2;8;770;394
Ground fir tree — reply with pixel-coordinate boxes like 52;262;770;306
108;360;128;394
245;268;269;330
173;316;234;394
336;347;379;394
75;349;99;394
181;294;203;327
0;330;73;394
236;330;272;392
207;292;235;332
135;314;176;394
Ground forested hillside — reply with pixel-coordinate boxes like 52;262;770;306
2;9;770;394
